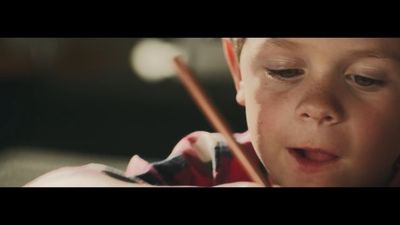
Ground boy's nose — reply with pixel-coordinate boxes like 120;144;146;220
299;108;337;125
295;89;344;126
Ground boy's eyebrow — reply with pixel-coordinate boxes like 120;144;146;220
262;38;400;61
348;49;400;61
262;38;300;50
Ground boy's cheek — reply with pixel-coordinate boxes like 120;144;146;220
246;87;293;144
353;108;400;153
345;113;400;183
247;103;287;157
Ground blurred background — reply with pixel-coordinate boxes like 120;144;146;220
0;38;247;186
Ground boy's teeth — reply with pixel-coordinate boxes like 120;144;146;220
304;150;336;161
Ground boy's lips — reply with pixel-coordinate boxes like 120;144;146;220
287;147;340;173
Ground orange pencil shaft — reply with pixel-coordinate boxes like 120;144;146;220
173;56;269;187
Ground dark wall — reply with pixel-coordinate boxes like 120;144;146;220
0;38;247;159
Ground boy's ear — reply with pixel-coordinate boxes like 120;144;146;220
222;38;245;106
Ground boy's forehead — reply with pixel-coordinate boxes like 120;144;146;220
246;38;400;60
249;38;400;48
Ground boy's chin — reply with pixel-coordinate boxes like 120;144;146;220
280;176;385;187
278;176;352;187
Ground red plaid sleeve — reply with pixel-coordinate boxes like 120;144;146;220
124;130;267;186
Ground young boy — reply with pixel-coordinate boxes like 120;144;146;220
25;38;400;187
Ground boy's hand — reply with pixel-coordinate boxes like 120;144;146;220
24;163;151;187
24;157;273;187
24;165;264;187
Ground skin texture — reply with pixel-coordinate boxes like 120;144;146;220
223;38;400;187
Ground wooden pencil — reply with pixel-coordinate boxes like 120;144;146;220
172;56;269;187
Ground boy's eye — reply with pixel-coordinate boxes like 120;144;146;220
266;68;304;79
346;74;384;87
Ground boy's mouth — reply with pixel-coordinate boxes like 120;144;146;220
287;147;339;173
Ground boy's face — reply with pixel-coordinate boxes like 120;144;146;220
227;38;400;186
